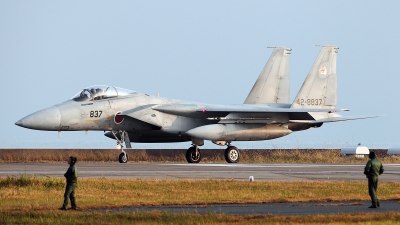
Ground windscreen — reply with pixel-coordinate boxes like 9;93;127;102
72;85;135;102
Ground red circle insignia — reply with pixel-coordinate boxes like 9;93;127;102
114;112;124;124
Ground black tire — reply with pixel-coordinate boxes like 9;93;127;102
225;146;240;163
119;152;128;163
186;147;201;163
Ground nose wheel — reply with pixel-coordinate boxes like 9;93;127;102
119;152;128;163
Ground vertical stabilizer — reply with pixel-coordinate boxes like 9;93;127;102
291;45;338;109
244;47;291;104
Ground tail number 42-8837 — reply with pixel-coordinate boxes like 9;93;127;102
297;99;323;106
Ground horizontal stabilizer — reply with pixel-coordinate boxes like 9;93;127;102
290;115;385;124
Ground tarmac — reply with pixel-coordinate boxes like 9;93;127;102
1;163;400;182
86;200;400;215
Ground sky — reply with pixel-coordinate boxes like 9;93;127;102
1;1;399;149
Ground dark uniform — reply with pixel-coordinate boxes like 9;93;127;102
364;152;384;208
62;164;78;210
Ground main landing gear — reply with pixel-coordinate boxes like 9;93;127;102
224;146;240;163
111;130;131;163
186;145;201;163
186;138;203;163
185;142;240;163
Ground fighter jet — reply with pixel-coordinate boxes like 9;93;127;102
15;45;378;163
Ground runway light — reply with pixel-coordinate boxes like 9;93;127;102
202;109;206;113
249;176;254;182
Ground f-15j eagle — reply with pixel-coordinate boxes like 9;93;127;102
15;45;378;163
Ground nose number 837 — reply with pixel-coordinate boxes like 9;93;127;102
89;111;102;118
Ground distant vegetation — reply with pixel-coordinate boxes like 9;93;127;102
0;149;399;163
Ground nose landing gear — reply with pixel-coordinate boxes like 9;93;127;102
118;151;128;163
112;130;131;163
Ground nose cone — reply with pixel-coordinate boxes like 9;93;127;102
15;106;61;131
15;119;23;126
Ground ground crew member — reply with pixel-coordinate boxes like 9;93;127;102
60;156;78;210
364;152;384;208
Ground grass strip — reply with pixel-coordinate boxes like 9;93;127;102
2;211;400;225
2;176;400;224
1;175;400;212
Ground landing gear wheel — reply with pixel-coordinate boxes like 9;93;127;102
225;146;239;163
119;152;128;163
186;147;201;163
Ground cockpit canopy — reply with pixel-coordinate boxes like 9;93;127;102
72;85;135;102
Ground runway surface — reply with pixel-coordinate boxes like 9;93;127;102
87;200;400;215
1;163;400;181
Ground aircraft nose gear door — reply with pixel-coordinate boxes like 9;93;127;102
111;130;131;163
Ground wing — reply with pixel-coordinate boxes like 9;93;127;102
126;102;381;127
152;103;351;124
154;103;348;115
196;106;347;113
